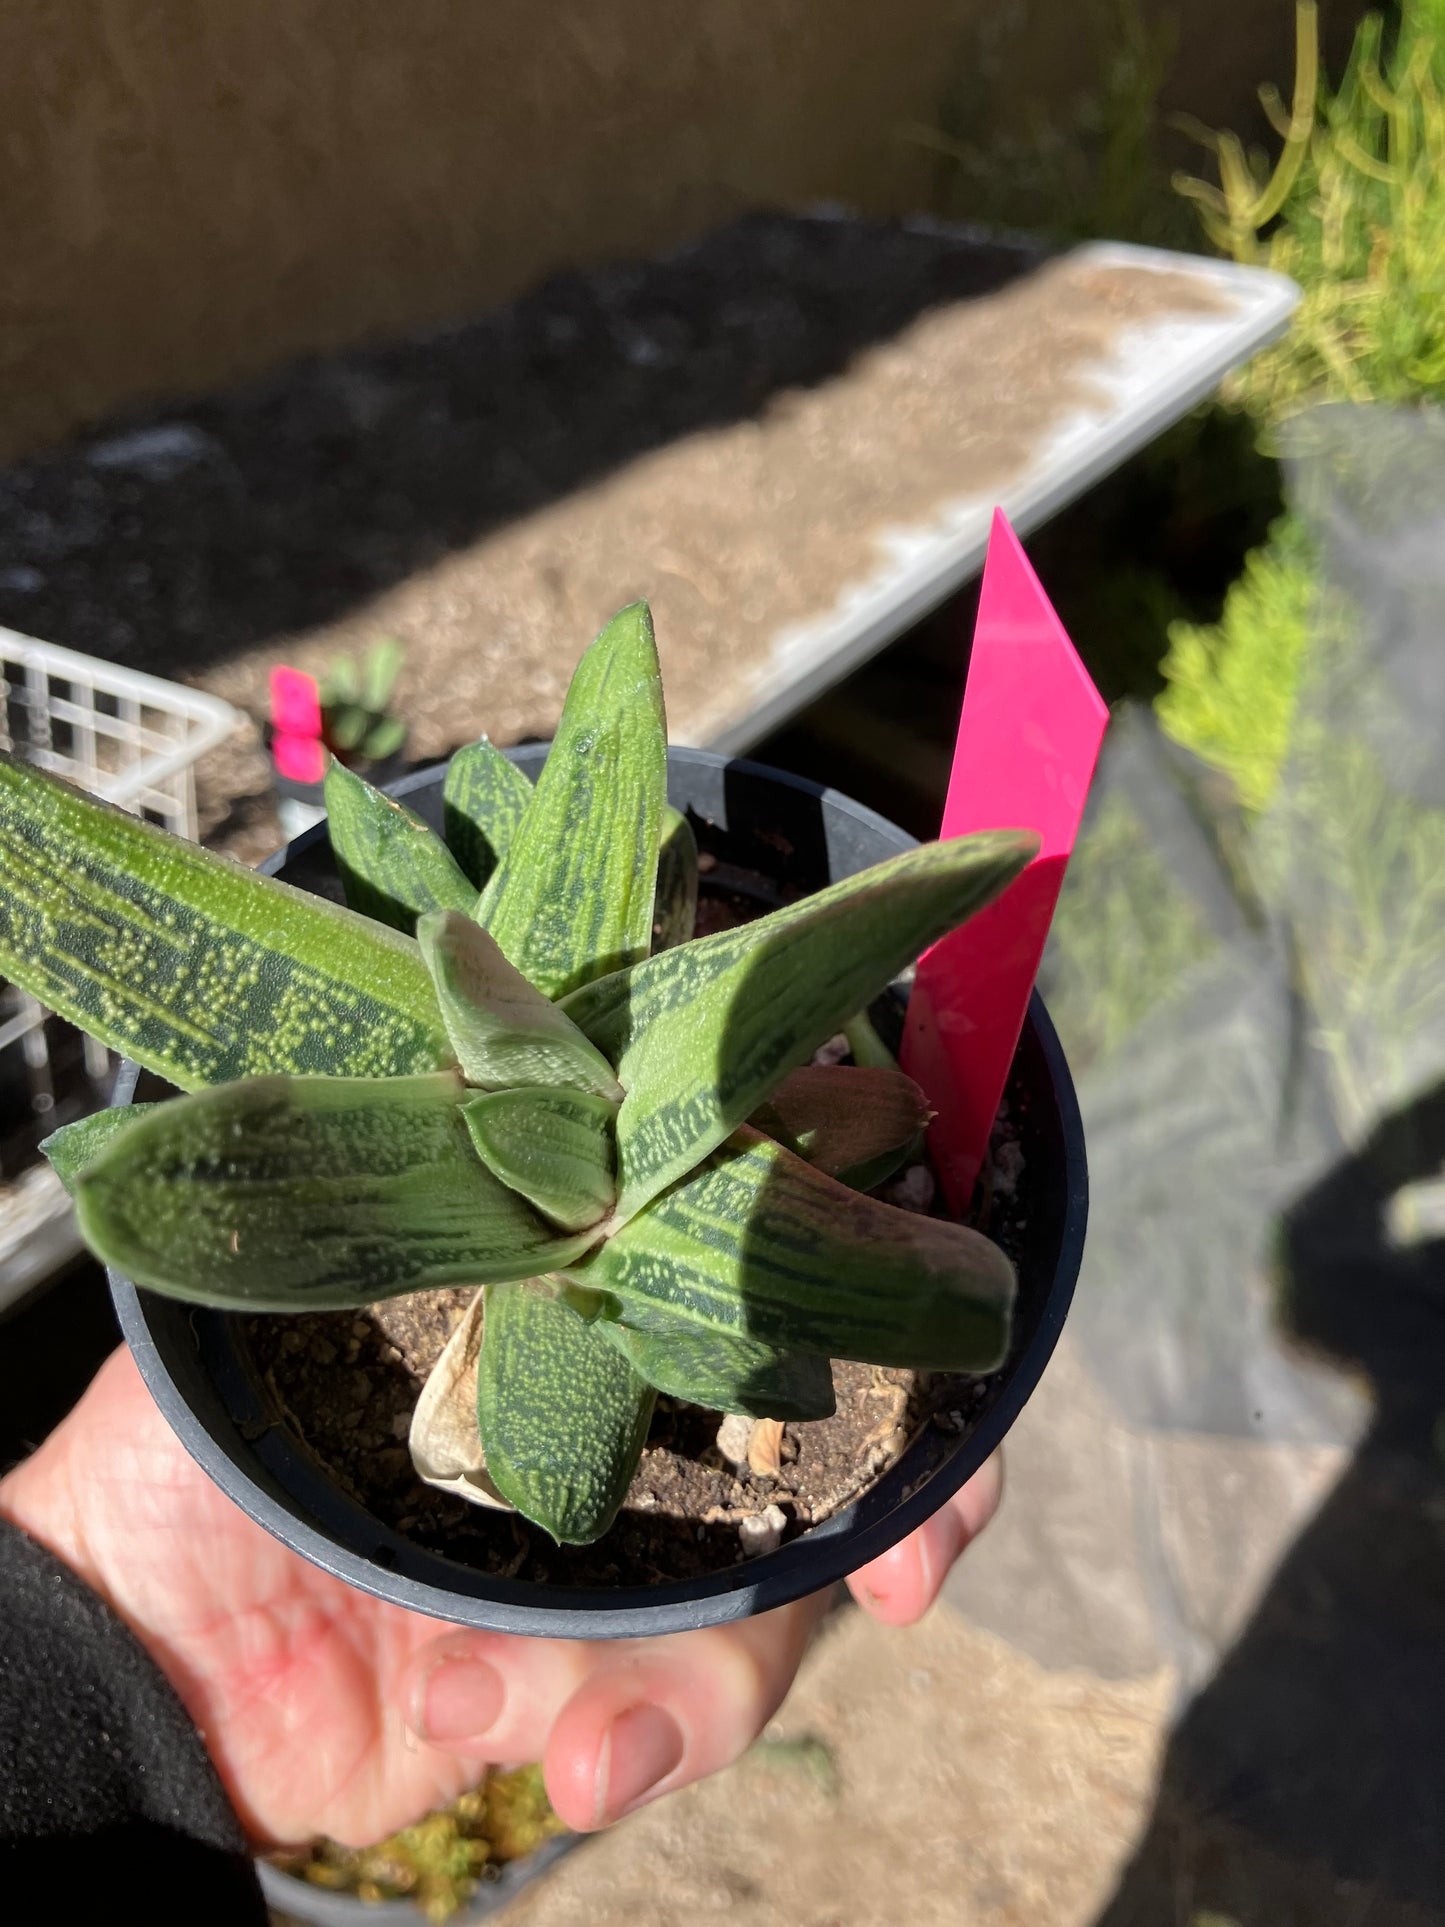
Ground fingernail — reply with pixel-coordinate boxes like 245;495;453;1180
594;1704;684;1824
416;1655;505;1744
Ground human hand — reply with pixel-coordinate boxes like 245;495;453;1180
0;1347;999;1844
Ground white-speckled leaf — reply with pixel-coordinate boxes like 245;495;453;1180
653;807;699;951
325;760;476;932
0;755;453;1090
41;1104;161;1196
477;602;666;998
595;1319;836;1421
477;1276;656;1544
463;1086;617;1232
74;1071;593;1308
566;1124;1014;1373
563;831;1037;1220
442;738;534;890
464;605;667;1529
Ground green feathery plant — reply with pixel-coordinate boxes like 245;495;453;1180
1176;0;1445;420
4;604;1033;1544
1157;514;1316;814
1161;0;1445;814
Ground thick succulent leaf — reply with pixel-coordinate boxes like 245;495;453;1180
329;705;368;752
324;760;476;932
442;738;534;890
364;716;408;762
565;1125;1014;1373
416;910;622;1099
408;1289;513;1510
749;1065;930;1192
0;756;453;1090
362;636;406;713
595;1319;836;1421
653;807;699;952
477;1277;656;1543
321;657;359;708
467;607;666;1489
464;1087;617;1233
563;831;1037;1220
73;1072;592;1308
41;1104;161;1196
477;602;667;998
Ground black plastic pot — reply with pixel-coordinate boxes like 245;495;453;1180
256;1830;581;1925
110;748;1087;1640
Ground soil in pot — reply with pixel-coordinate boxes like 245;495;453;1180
240;834;1038;1590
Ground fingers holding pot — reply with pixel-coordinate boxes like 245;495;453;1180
844;1452;1002;1627
540;1592;827;1830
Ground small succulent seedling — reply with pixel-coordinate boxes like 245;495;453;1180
321;637;408;764
0;604;1035;1544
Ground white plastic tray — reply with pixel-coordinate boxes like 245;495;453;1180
0;627;238;836
705;240;1299;753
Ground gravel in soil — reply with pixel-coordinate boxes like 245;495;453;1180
245;1291;991;1588
241;1089;1024;1591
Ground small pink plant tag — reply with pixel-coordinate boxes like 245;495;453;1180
269;665;323;740
270;732;327;784
268;666;327;785
900;511;1107;1213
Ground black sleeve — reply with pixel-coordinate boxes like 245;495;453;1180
0;1518;264;1920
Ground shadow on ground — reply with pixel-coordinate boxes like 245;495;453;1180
0;213;1035;684
1097;1083;1445;1927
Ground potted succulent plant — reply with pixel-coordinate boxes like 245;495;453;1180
0;602;1086;1640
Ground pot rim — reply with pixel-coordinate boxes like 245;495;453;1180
110;748;1087;1639
255;1828;583;1924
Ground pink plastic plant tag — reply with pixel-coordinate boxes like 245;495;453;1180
900;510;1107;1213
269;665;323;740
270;731;327;785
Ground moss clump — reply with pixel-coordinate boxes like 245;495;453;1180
268;1765;565;1923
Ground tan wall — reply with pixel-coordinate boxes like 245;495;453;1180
0;1;1360;463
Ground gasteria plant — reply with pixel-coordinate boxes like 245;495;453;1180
0;605;1035;1545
